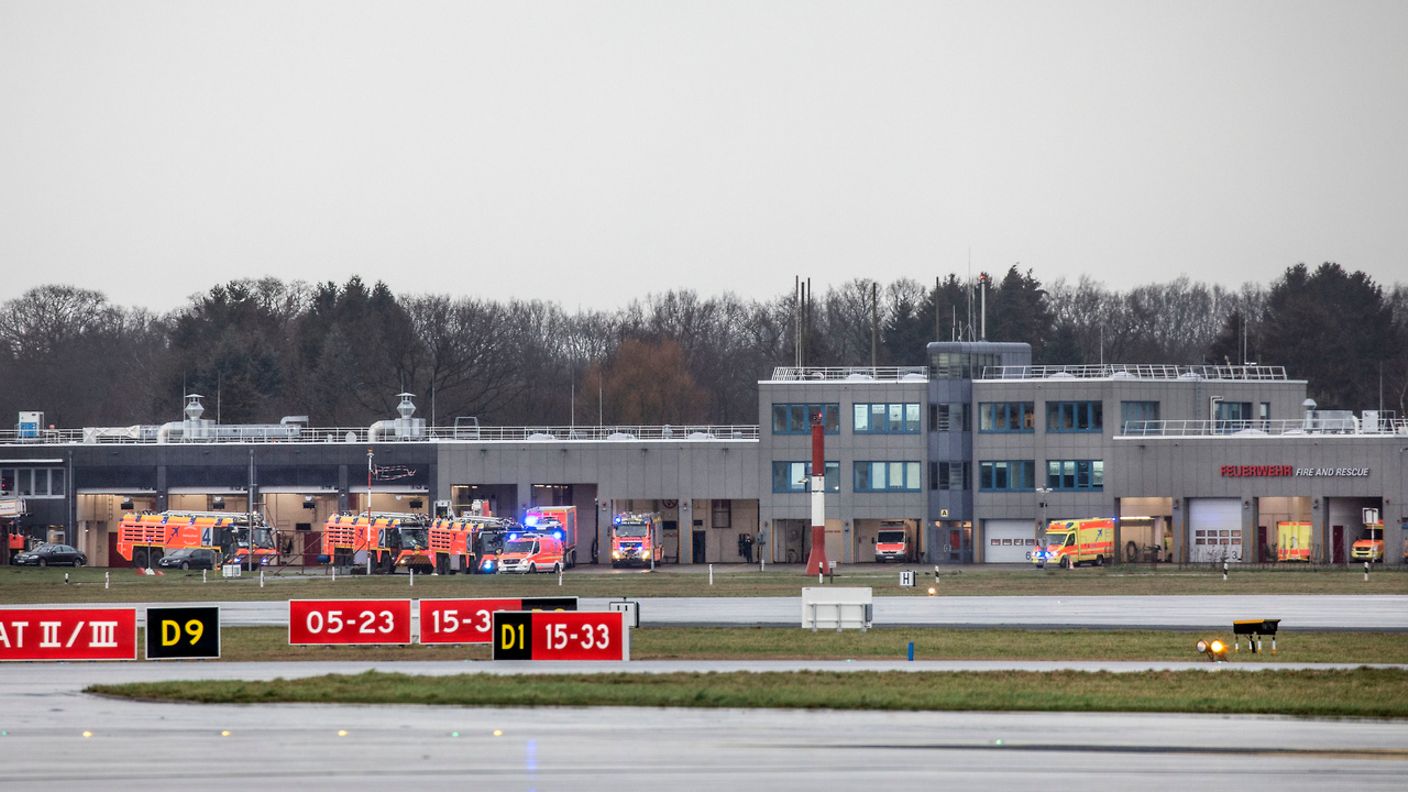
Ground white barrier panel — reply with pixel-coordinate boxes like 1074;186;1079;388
801;587;872;631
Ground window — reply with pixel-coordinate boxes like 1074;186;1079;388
711;500;731;529
853;402;921;434
930;461;968;491
1214;401;1254;433
930;351;1003;379
771;461;840;493
854;461;922;492
0;467;64;498
978;460;1036;491
1047;401;1103;432
1045;459;1104;491
1120;401;1160;435
979;402;1035;433
929;403;968;432
771;403;840;435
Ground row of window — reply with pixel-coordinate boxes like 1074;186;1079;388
776;399;1273;436
0;467;66;499
773;403;923;435
771;461;922;493
978;459;1105;492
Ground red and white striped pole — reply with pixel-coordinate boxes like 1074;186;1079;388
804;412;829;575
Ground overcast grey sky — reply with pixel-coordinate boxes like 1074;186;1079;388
2;0;1405;310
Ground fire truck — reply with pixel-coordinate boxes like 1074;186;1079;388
1031;518;1115;568
323;512;451;574
427;513;515;573
116;511;278;568
610;512;662;567
1351;508;1385;563
523;506;578;567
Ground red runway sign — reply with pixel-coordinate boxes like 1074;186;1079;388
0;608;138;661
419;597;579;644
493;610;629;661
288;600;412;645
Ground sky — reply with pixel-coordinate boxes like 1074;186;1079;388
2;0;1405;311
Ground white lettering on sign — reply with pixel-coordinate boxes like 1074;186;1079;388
40;621;61;648
89;622;118;648
0;621;22;648
1294;467;1371;477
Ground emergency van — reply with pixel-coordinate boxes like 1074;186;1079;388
497;533;565;574
873;528;910;562
1276;521;1312;562
1031;518;1114;568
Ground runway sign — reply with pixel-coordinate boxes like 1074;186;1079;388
145;606;221;660
0;607;138;661
420;597;580;644
288;599;412;645
492;609;629;661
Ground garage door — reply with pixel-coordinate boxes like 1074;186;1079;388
1189;498;1243;563
984;519;1039;563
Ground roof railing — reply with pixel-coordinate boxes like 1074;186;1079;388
0;424;761;446
1118;416;1408;437
982;364;1288;381
768;366;929;382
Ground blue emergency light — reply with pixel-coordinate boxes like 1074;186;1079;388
524;516;539;527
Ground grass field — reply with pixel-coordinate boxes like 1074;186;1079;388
169;626;1408;664
4;562;1405;602
88;667;1408;718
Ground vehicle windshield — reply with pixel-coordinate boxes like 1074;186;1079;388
1044;533;1075;548
504;539;536;554
614;523;649;538
877;531;906;544
400;528;429;549
252;528;274;548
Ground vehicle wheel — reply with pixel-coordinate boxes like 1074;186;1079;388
553;562;562;574
74;559;84;568
38;558;47;568
181;561;190;570
1125;541;1138;563
1060;556;1072;570
1094;554;1104;567
528;563;537;574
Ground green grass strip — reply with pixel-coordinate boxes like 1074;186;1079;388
88;668;1408;718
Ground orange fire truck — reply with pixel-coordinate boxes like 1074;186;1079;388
1031;518;1115;568
117;511;278;568
610;512;662;567
323;512;474;573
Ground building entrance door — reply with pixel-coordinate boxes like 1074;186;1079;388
1332;525;1345;564
692;530;707;564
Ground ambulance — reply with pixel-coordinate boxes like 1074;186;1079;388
1276;521;1312;562
1350;508;1384;563
1031;518;1114;568
873;527;911;563
497;531;566;574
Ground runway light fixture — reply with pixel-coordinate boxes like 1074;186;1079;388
1196;638;1229;662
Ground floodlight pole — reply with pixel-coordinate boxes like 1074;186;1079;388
804;412;829;576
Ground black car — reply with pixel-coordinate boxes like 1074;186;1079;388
13;543;87;567
156;547;220;571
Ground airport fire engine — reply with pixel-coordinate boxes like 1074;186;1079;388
523;506;578;567
1351;508;1385;563
323;512;466;574
611;512;662;567
1032;518;1114;568
117;511;278;568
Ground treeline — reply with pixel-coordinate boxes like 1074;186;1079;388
1;263;1404;429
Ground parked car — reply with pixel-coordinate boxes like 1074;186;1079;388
157;547;220;571
13;543;86;567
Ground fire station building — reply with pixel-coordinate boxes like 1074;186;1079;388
2;341;1404;567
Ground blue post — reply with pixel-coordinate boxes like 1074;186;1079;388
907;641;915;662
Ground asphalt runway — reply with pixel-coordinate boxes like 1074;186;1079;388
16;593;1408;630
2;661;1404;791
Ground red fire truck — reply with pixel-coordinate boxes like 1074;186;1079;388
323;511;480;574
117;511;278;568
610;512;662;567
